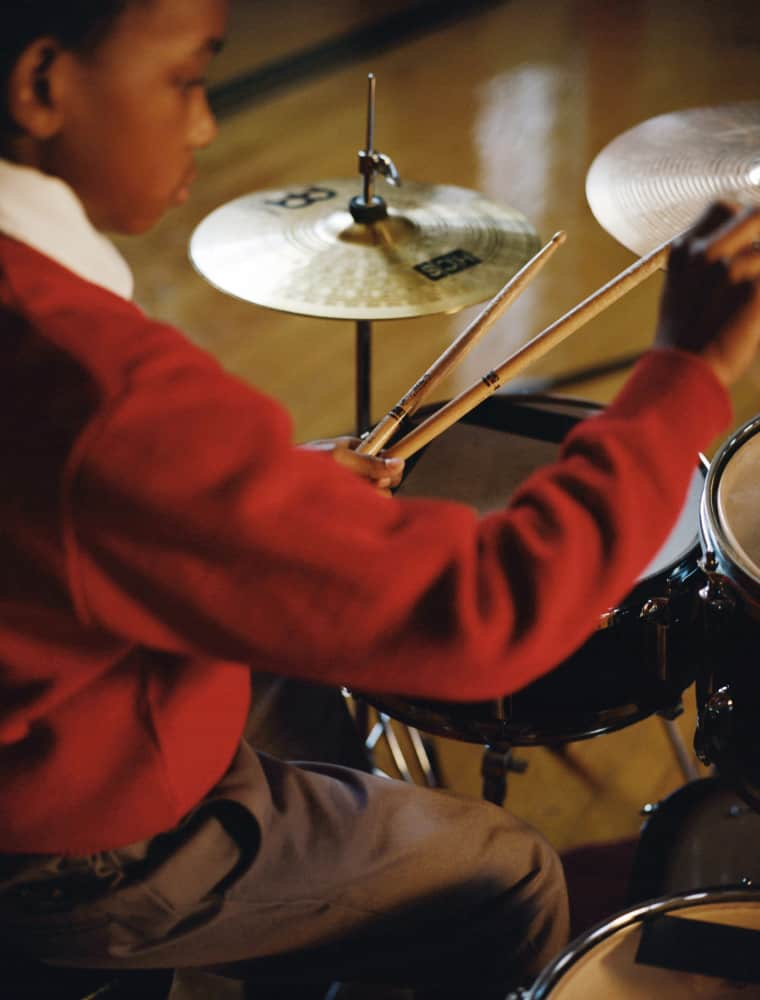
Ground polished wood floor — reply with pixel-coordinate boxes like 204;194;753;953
114;0;760;862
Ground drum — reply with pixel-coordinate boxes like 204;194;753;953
628;776;760;906
364;392;707;746
523;888;760;998
697;413;760;809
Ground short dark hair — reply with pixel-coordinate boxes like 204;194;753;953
1;1;134;137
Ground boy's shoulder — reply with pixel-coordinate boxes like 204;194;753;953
0;233;215;379
0;233;275;431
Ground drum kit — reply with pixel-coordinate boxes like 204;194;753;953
190;83;760;995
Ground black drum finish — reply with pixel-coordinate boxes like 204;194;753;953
695;598;760;812
628;777;760;905
361;393;706;748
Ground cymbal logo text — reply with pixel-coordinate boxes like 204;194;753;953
414;249;482;281
264;187;338;210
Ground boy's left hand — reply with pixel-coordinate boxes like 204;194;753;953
301;438;405;493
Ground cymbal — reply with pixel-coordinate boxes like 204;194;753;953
586;102;760;256
189;179;540;321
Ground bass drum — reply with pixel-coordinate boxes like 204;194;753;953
523;889;760;999
697;412;760;809
365;392;706;746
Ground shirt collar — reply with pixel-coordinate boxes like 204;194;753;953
0;158;134;300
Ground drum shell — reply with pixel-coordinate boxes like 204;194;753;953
363;393;705;746
697;415;760;807
628;777;760;906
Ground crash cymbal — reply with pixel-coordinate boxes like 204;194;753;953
189;179;540;321
586;102;760;256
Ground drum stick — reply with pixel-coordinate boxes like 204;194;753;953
355;231;567;456
386;239;671;461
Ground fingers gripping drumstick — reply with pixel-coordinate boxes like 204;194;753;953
356;231;567;456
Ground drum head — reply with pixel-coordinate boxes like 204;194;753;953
531;892;760;998
641;467;702;581
399;401;702;585
717;429;760;584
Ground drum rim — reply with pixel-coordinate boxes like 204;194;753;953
362;689;682;746
528;886;760;998
701;413;760;598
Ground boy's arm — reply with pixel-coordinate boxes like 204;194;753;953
66;204;756;700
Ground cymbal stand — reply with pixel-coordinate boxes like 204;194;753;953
355;319;372;434
347;76;441;784
349;72;400;435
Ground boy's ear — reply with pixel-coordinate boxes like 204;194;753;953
6;37;69;140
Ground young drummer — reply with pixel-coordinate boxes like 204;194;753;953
1;1;760;996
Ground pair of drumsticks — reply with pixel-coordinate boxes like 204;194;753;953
356;233;670;461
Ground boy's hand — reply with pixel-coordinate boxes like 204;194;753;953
301;437;405;493
655;202;760;387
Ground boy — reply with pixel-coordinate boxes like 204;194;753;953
1;0;759;995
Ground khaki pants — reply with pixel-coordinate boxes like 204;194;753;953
0;681;568;996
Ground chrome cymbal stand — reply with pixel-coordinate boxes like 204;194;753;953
349;73;400;436
345;77;439;786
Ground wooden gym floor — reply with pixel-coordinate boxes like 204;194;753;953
114;0;760;865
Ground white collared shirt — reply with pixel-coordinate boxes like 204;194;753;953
0;158;133;300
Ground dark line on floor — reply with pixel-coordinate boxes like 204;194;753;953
507;352;644;394
209;0;510;117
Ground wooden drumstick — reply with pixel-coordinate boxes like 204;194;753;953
386;239;671;461
356;231;567;456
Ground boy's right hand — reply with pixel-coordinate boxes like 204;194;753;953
655;202;760;387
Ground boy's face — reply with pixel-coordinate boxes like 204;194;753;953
43;0;229;234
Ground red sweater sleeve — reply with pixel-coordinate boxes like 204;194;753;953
67;340;731;701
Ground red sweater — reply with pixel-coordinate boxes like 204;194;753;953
0;235;731;854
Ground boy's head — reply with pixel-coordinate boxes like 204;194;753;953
2;0;227;234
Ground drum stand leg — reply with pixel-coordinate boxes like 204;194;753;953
350;324;445;788
343;691;440;786
481;744;528;806
365;712;439;786
659;716;701;782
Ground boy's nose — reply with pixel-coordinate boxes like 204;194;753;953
189;93;218;149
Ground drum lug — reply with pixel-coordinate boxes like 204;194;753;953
640;597;670;681
598;606;625;629
640;596;669;622
696;684;735;765
698;557;736;618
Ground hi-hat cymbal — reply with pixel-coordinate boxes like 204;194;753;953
189;179;540;321
586;102;760;256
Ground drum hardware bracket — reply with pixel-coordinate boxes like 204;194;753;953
640;593;702;779
640;596;670;683
350;73;402;225
481;744;528;806
697;684;735;766
598;606;628;630
698;565;737;619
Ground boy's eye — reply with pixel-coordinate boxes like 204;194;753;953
176;76;207;92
